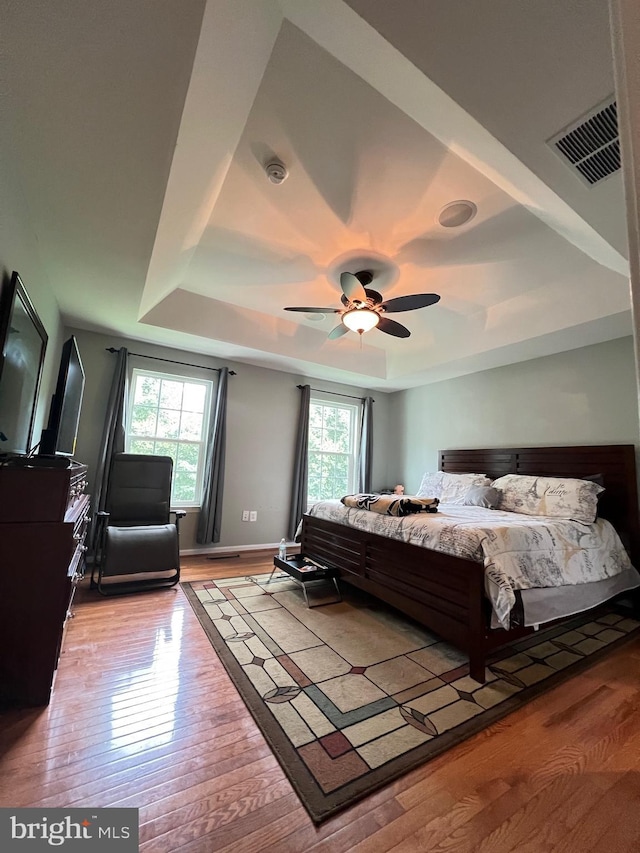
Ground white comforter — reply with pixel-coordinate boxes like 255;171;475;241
303;501;635;628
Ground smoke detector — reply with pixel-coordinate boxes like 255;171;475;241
265;161;288;184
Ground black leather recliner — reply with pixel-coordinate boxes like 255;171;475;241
92;453;186;595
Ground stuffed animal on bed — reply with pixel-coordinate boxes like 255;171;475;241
378;484;405;495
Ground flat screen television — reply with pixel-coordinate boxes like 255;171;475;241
0;271;48;455
39;335;85;457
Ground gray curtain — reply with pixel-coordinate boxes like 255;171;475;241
90;346;129;549
288;384;310;540
358;396;374;493
197;367;228;544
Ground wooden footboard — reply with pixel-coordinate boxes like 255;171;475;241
301;515;491;681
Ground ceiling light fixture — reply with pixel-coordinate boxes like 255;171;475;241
437;200;477;228
284;269;440;340
342;307;380;334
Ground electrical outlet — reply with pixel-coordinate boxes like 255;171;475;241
241;510;249;522
249;510;257;522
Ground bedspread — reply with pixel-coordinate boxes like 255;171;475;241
303;501;635;628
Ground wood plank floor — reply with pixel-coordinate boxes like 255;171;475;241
2;552;640;852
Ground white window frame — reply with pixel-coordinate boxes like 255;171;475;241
306;394;359;508
126;368;213;508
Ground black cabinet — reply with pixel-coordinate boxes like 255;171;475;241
0;462;89;707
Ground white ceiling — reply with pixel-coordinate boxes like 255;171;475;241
3;0;633;391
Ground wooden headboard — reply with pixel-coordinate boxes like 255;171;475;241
439;444;640;563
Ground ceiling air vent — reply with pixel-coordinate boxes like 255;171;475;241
549;98;620;186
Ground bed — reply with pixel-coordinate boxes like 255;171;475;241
299;444;640;682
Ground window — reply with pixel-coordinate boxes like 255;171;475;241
126;369;213;506
307;397;358;505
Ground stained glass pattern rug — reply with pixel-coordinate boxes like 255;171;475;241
181;574;640;823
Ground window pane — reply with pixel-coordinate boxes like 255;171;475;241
183;383;206;413
307;399;357;505
179;411;203;441
308;451;322;475
325;425;346;453
173;471;197;503
157;408;180;439
309;404;323;428
309;426;323;451
129;439;154;455
176;443;199;472
130;405;157;436
307;451;350;500
308;482;322;502
155;441;178;465
160;379;184;410
309;405;352;453
331;408;350;452
128;370;213;506
321;474;337;500
134;376;160;406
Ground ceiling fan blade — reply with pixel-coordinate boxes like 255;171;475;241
341;288;382;307
365;288;384;306
328;323;349;339
284;306;341;313
377;316;411;338
340;272;368;304
380;293;441;313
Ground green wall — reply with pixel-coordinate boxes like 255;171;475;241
66;326;392;552
0;130;64;449
386;336;640;493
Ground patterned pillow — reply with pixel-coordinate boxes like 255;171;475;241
440;472;492;504
491;474;604;522
416;471;444;498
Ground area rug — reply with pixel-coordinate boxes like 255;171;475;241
181;573;640;823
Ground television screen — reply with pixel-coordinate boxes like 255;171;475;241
0;272;48;455
39;336;85;457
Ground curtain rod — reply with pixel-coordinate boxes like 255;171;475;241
297;384;373;402
106;347;236;375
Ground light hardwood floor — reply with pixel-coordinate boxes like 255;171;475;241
1;552;640;852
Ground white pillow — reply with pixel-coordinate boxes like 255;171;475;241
459;485;501;509
416;471;444;498
491;474;604;523
440;472;492;504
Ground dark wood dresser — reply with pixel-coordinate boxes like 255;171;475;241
0;460;90;707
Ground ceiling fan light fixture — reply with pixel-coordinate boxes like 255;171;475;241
342;307;380;334
285;267;440;341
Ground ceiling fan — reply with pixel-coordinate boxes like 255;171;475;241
284;271;441;339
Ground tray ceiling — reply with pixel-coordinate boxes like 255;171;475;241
3;0;632;390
